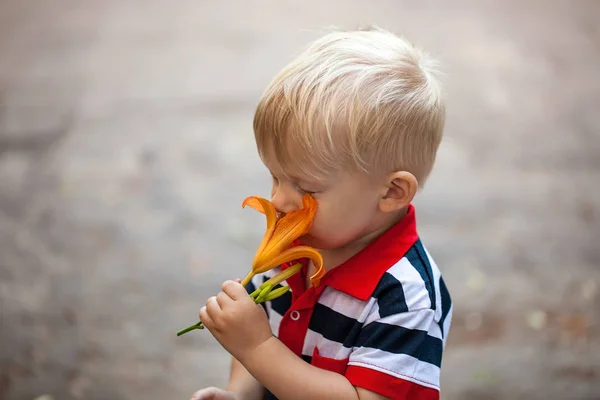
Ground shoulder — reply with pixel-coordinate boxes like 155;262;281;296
370;239;452;339
346;241;453;398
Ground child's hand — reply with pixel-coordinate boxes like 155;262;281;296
190;387;239;400
200;280;272;362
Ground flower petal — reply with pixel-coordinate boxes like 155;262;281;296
242;196;278;268
242;196;277;230
308;259;325;287
256;194;317;267
254;245;323;280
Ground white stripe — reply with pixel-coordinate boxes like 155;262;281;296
423;246;453;345
266;267;280;279
302;329;353;359
266;301;283;336
349;347;440;389
363;307;442;340
250;274;263;290
362;304;381;326
428;320;443;341
387;257;431;311
442;304;453;348
423;246;443;323
317;287;372;322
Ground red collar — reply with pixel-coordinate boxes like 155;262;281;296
285;204;419;301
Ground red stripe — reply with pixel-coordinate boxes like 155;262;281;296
346;365;439;400
311;347;349;375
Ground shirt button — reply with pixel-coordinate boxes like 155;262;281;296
290;310;301;321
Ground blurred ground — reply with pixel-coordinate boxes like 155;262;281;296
1;1;599;399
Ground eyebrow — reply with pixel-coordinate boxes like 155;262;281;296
269;169;326;185
269;169;301;181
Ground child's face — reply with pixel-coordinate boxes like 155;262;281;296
264;156;385;251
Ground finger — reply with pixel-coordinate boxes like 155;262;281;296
199;306;214;330
216;291;233;309
206;296;221;317
191;387;218;400
222;280;250;301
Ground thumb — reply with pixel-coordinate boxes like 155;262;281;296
191;387;218;400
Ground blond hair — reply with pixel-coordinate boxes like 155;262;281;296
253;27;445;186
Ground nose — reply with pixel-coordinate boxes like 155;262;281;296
271;185;298;215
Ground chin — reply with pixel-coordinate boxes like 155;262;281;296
299;235;322;249
299;234;341;250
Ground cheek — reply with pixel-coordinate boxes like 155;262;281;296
306;202;366;248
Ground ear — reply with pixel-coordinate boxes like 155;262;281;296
378;171;418;213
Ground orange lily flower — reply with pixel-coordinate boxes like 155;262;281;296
175;194;323;337
241;194;324;288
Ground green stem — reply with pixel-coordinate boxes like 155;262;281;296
261;285;291;303
176;321;203;336
249;264;301;300
177;263;303;337
241;271;254;287
262;263;302;287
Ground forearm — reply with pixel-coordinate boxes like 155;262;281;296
227;356;264;400
240;337;359;400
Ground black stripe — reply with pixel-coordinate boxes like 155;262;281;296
245;279;256;294
373;272;409;317
405;242;436;310
265;389;277;400
439;277;452;337
357;321;443;367
269;287;292;316
309;303;363;347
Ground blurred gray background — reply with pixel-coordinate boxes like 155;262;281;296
1;1;599;399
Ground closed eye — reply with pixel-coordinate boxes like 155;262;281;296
297;186;318;195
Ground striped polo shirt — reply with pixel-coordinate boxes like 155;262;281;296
246;204;453;400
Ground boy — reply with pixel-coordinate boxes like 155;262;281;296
192;27;452;400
